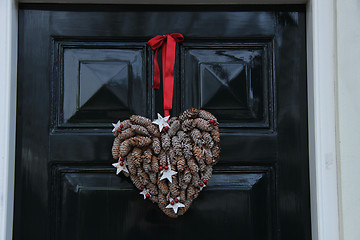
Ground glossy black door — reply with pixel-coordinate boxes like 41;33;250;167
15;5;310;240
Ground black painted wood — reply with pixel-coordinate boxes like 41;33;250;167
15;4;310;240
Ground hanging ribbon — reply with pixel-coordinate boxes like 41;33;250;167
147;33;184;117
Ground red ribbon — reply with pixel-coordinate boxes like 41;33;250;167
147;33;184;117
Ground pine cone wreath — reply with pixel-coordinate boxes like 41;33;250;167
111;108;220;218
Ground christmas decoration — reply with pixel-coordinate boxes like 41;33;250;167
111;108;220;218
110;33;220;218
112;158;129;175
159;164;177;183
140;189;151;199
152;113;170;132
166;197;185;214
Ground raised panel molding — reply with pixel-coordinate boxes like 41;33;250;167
51;165;275;240
181;41;275;132
51;40;149;132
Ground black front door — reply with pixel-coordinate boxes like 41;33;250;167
15;4;310;240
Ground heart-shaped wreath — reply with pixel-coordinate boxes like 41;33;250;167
111;108;220;218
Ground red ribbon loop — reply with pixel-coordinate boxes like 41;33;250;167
147;33;184;116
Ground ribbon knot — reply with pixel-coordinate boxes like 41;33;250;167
147;33;184;117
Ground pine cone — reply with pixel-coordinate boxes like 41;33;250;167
171;136;182;155
169;177;180;198
187;185;196;200
182;168;192;184
159;150;167;166
168;116;178;125
169;149;177;166
130;174;143;190
131;124;150;136
167;120;180;137
129;136;152;148
176;155;186;172
147;183;158;195
202;132;214;148
181;119;194;132
137;167;150;185
202;165;213;181
210;129;220;143
117;128;136;141
198;109;217;121
197;157;206;172
142;148;152;164
132;147;143;167
121;119;132;129
130;115;152;127
151;138;161;155
194;118;213;131
194;187;200;199
179;108;199;121
146;124;160;138
193;145;204;162
149;171;157;184
177;130;186;141
119;139;132;157
161;134;171;150
212;144;221;160
182;138;193;160
149;195;158;204
111;137;121;159
158;179;169;195
151;155;159;173
127;152;137;175
191;172;201;187
143;162;152;173
187;157;199;173
180;189;186;201
191;128;203;146
204;148;214;165
158;193;168;206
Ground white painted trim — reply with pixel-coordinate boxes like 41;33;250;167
19;0;307;4
0;1;340;240
0;0;17;240
307;0;340;239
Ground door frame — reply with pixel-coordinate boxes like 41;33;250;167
0;1;339;240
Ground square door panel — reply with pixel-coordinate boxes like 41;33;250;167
182;42;274;131
52;40;148;131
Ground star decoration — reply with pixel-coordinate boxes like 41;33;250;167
112;120;121;133
152;113;170;132
160;165;177;183
112;160;129;175
140;189;151;199
166;198;185;214
200;183;206;191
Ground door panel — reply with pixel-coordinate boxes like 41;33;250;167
15;4;309;240
54;165;274;240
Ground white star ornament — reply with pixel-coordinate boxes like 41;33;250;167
112;120;121;133
140;189;151;199
112;160;129;175
152;113;170;132
160;166;177;183
166;198;185;214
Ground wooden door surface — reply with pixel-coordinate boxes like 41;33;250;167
15;4;310;240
